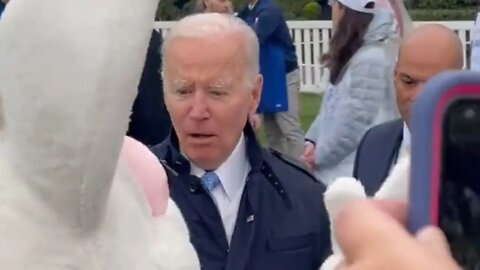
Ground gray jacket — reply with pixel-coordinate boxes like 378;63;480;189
306;9;400;185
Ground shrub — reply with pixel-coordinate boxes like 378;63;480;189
409;9;476;21
302;2;321;20
413;0;476;9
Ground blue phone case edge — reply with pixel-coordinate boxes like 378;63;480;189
408;70;480;233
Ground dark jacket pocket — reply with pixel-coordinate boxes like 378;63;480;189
266;234;316;270
267;233;314;252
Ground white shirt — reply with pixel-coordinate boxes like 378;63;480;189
399;122;410;156
470;12;480;71
248;0;258;10
190;135;250;245
389;122;410;173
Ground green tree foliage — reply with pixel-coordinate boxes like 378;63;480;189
231;0;312;19
410;9;475;20
409;0;476;20
412;0;476;9
157;0;195;20
156;0;476;21
156;0;314;20
302;2;321;20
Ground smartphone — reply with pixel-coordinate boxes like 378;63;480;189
408;70;480;269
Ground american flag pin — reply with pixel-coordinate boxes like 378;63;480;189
247;215;254;223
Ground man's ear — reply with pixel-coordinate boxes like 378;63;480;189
249;74;263;115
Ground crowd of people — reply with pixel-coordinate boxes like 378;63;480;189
153;0;463;269
0;0;474;269
128;0;469;268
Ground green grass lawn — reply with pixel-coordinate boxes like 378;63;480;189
258;92;322;144
298;92;322;130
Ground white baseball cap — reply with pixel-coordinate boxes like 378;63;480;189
334;0;377;14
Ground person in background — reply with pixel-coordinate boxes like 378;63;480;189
353;24;464;195
238;0;305;160
377;0;414;38
151;13;331;270
470;2;480;71
127;30;172;146
375;0;414;61
318;0;332;20
195;0;233;13
302;0;398;185
0;0;9;18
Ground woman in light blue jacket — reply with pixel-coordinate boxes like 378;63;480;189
302;0;399;185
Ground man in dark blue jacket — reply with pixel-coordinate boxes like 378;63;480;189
238;0;305;160
317;0;332;20
151;13;330;270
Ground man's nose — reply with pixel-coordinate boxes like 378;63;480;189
189;93;209;120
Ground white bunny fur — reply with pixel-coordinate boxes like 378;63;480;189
150;199;201;270
320;154;411;270
0;0;200;269
0;154;201;270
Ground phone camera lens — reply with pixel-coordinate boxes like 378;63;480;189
447;100;480;144
464;107;476;120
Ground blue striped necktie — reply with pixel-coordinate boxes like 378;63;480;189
200;171;221;193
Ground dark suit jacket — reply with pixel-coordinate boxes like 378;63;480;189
353;119;403;195
151;124;331;270
127;30;171;146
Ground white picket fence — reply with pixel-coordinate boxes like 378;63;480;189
154;20;475;93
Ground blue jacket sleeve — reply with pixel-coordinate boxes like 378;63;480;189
253;7;282;44
313;59;390;167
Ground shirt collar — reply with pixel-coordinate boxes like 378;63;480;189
403;122;410;148
248;0;259;10
190;134;250;201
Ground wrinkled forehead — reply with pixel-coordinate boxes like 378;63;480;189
163;35;249;82
164;33;247;63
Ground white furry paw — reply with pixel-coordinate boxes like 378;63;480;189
319;254;344;270
324;177;367;254
150;199;200;270
324;177;367;225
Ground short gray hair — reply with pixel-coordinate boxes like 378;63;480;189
162;13;259;88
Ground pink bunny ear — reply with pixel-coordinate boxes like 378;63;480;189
121;136;169;216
